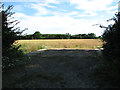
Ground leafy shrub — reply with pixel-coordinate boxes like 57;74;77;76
2;53;30;71
1;3;30;71
94;12;120;87
102;12;120;67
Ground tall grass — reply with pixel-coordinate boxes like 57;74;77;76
15;39;103;54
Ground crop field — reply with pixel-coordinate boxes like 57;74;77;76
15;39;103;54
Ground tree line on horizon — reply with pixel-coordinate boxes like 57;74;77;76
19;31;102;39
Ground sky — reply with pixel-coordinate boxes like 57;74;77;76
2;0;119;36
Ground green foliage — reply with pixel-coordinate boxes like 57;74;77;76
21;32;99;39
33;31;42;39
102;13;120;65
95;12;120;87
2;49;30;70
1;4;24;56
88;33;96;39
1;3;30;71
66;33;71;39
20;44;48;54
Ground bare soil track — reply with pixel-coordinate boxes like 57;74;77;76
3;49;104;88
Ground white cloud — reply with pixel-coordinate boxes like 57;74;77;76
13;5;24;11
106;4;118;14
77;11;97;17
1;0;60;2
69;0;118;15
108;4;118;10
59;11;97;17
68;0;119;19
13;12;30;20
30;3;58;16
13;12;105;36
1;0;40;2
33;3;57;8
69;0;113;11
27;0;118;18
9;0;118;36
31;3;50;15
45;0;60;4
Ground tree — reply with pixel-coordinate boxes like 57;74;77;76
81;34;88;39
101;12;120;65
66;33;71;39
95;12;120;87
33;31;42;39
1;3;29;70
88;33;96;39
1;4;22;56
